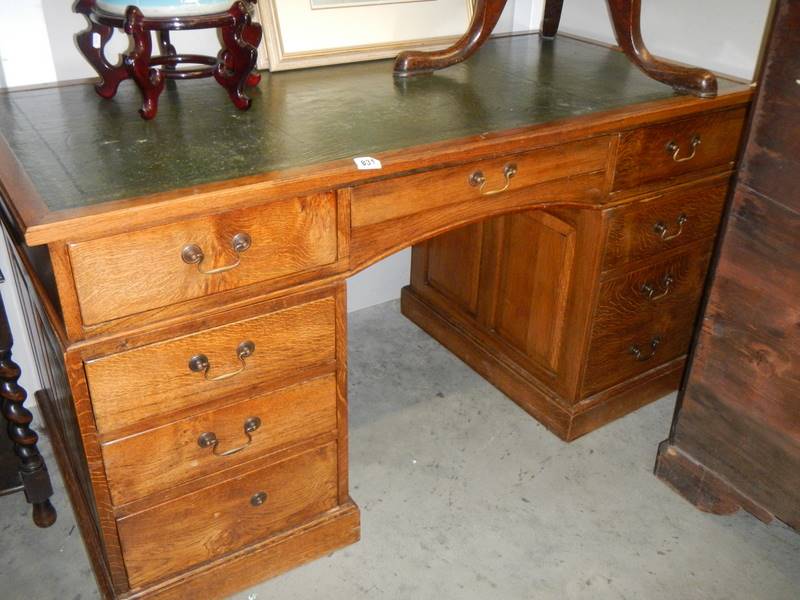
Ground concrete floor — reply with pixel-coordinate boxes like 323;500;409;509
1;299;798;600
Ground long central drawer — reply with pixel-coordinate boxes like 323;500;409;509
351;136;611;228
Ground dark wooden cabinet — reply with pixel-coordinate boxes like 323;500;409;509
655;0;800;530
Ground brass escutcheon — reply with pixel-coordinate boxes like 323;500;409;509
250;491;268;507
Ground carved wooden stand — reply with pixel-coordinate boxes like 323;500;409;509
74;0;263;120
394;0;718;98
0;298;56;528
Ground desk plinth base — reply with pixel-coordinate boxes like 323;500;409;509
401;286;682;442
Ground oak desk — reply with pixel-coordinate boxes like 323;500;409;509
0;35;750;599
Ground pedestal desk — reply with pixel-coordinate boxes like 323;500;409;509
0;35;750;599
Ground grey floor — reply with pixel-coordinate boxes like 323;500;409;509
1;300;798;600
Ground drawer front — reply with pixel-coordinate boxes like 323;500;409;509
69;193;339;325
351;137;611;228
583;249;713;395
85;295;336;433
613;107;746;191
101;374;338;505
603;179;727;271
117;442;338;587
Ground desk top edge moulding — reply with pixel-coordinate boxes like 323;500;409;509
1;34;747;248
0;25;753;600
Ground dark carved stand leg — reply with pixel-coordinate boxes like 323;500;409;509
215;1;262;110
74;0;128;99
123;6;166;120
0;300;56;528
394;0;717;98
158;30;179;86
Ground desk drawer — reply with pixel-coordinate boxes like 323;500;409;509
583;248;713;395
69;193;339;325
351;137;610;228
101;374;338;505
613;107;746;191
603;179;727;271
117;442;338;587
85;294;337;433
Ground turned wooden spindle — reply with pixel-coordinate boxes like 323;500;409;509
0;301;56;528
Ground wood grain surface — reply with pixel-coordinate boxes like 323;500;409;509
101;374;338;505
425;223;484;317
492;211;576;372
85;295;336;433
672;189;800;527
603;178;728;270
117;442;339;587
583;244;713;395
69;193;338;325
351;137;610;227
613;107;745;190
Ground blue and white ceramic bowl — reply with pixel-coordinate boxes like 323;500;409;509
96;0;234;17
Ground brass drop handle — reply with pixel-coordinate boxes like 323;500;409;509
250;491;269;507
630;336;661;362
469;163;518;196
666;135;701;162
641;274;675;301
182;232;252;275
653;214;688;241
189;341;255;382
197;416;262;457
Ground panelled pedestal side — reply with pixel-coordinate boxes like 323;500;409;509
403;107;746;441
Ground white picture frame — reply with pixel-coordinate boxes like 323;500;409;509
254;0;475;72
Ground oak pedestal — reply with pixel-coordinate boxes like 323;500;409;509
0;36;750;598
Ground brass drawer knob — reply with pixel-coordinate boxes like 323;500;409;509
641;274;675;301
653;214;688;241
665;135;701;162
189;340;255;382
469;163;517;196
630;336;661;362
181;232;251;275
250;491;268;507
197;416;262;457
